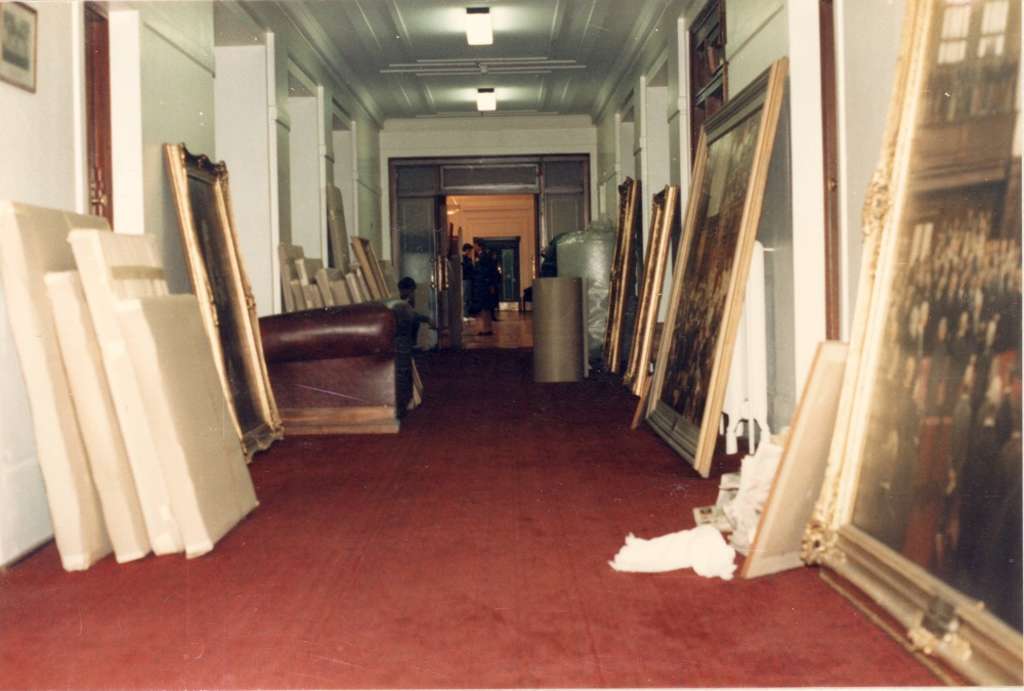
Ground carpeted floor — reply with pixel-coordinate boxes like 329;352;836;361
0;348;939;688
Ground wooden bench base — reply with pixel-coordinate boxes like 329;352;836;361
279;406;400;435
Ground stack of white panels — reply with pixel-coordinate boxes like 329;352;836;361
0;203;112;570
0;202;258;570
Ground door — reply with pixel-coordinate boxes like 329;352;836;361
396;195;444;328
478;237;520;302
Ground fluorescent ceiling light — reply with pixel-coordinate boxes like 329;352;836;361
466;7;493;45
476;88;496;111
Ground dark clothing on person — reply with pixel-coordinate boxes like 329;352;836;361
470;251;499;315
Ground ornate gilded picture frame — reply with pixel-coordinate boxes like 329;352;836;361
164;143;283;458
646;59;787;477
603;177;642;373
624;184;679;399
803;1;1021;684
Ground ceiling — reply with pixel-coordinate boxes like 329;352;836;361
287;0;672;120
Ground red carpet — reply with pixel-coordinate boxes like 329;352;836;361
0;348;938;688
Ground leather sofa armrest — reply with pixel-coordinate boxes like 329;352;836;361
259;303;396;364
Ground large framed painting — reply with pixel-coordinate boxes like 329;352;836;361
164;143;283;458
804;0;1022;684
646;59;788;477
624;184;678;402
603;177;642;373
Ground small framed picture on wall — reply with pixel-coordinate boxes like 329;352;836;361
0;2;37;93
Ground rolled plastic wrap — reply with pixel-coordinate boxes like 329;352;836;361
556;230;616;361
533;277;584;383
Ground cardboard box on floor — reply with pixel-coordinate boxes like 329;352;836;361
117;294;258;557
0;202;111;570
45;271;151;563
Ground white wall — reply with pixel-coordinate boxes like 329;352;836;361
835;0;906;338
380;114;598;259
355;116;383;252
332;128;357;256
727;0;788;93
595;111;618;219
215;44;277;316
642;84;672;236
0;2;86;565
287;95;323;259
110;2;216;293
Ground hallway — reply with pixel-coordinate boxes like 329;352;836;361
462;310;534;350
0;348;938;688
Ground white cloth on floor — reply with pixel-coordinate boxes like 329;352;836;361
722;438;785;554
608;524;737;580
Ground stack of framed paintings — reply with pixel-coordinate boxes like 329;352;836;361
804;0;1022;683
645;59;788;478
603;177;642;373
623;185;679;428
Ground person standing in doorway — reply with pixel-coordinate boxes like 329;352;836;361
461;242;474;320
470;239;497;335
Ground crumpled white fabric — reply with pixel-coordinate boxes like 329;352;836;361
607;524;737;580
722;438;785;554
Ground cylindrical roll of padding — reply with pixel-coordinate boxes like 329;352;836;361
533;277;584;383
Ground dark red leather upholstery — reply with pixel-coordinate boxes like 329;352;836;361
257;302;415;433
260;303;396;363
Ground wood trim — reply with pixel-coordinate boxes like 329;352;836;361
279;406;399;435
819;0;841;339
85;3;113;225
688;0;728;161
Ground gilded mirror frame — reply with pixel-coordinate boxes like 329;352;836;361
164;143;283;458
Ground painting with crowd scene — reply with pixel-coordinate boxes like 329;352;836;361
804;0;1021;684
645;59;788;477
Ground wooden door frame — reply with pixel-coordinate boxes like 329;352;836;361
476;235;522;302
85;2;113;225
389;154;590;281
819;0;841;339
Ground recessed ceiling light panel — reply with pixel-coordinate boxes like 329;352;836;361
476;87;497;111
466;7;493;45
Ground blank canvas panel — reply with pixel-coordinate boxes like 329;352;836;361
741;342;848;578
68;229;183;555
117;294;258;558
0;202;111;570
45;271;150;563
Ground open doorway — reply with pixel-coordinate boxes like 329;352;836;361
447;194;536;312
